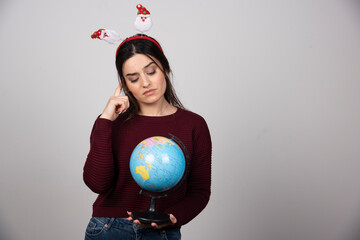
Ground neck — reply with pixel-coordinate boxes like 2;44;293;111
138;98;176;116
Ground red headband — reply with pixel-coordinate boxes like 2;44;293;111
115;35;163;56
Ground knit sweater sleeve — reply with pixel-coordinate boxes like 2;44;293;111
165;116;212;226
83;117;115;194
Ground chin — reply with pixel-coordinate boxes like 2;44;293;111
140;94;164;105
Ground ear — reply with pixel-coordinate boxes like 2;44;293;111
120;79;131;94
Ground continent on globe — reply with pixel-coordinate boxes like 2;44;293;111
142;137;177;149
136;166;150;181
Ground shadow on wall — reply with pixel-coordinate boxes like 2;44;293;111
351;0;360;16
0;216;12;240
349;215;360;240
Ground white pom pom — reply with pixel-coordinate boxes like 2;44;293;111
102;29;122;44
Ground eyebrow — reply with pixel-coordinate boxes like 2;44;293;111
125;62;156;77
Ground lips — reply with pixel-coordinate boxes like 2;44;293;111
143;89;156;96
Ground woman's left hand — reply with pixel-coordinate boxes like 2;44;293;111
127;211;177;229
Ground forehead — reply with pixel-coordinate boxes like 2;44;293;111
122;54;157;72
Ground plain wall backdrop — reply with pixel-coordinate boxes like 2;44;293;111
1;0;360;239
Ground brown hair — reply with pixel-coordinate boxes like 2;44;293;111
115;34;184;120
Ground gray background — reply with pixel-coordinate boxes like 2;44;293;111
1;0;360;239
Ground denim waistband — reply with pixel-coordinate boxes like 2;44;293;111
92;217;180;232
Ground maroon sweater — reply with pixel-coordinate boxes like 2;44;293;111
83;108;212;227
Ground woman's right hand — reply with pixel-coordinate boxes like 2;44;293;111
100;84;130;121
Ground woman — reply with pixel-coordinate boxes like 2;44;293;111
83;34;212;240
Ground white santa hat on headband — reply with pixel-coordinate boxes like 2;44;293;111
91;29;122;44
134;4;152;33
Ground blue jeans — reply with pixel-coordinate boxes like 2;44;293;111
84;217;181;240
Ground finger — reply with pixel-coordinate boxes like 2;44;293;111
134;220;148;227
126;211;133;220
114;103;122;114
151;223;159;229
110;97;125;112
115;97;130;113
113;84;122;96
115;104;125;114
169;214;177;224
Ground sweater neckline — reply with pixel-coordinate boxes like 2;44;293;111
134;107;182;122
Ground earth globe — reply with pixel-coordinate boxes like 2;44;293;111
129;134;190;224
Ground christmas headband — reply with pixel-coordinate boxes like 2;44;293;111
91;4;162;55
116;35;163;55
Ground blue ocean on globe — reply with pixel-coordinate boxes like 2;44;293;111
129;136;186;192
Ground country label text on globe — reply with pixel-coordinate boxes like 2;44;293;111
129;136;186;192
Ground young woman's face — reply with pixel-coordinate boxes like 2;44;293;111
122;54;167;106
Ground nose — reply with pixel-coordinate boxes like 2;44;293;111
142;75;150;87
142;19;145;22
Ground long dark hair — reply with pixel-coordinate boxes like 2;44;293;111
115;34;184;120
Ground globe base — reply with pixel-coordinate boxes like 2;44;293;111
131;211;170;225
